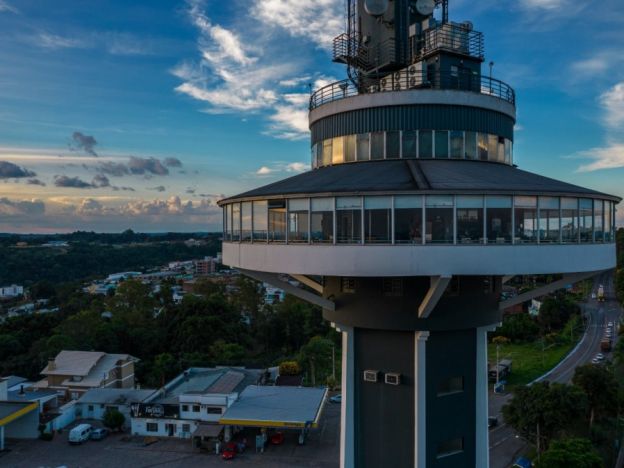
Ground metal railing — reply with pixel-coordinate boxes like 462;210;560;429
309;70;515;109
417;23;484;60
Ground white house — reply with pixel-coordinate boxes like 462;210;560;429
76;388;156;429
0;285;24;299
130;367;262;439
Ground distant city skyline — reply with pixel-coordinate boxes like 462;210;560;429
0;0;623;233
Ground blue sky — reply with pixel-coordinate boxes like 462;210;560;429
0;0;622;233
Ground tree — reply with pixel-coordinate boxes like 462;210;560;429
572;364;618;428
538;295;578;333
103;408;125;431
495;313;539;342
279;361;301;376
299;336;333;387
537;438;602;468
503;381;587;454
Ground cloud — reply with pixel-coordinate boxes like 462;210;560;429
172;0;337;139
37;33;87;50
98;161;129;177
255;161;308;176
251;0;342;48
163;157;183;167
27;178;46;186
0;1;17;13
128;156;169;176
0;161;36;179
576;143;624;172
256;166;273;175
0;198;45;216
54;175;94;189
70;132;98;156
92;174;110;187
149;185;166;192
519;0;567;9
600;82;624;129
120;196;217;217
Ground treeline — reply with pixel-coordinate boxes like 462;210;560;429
504;361;617;467
617;228;624;304
0;237;220;285
0;278;338;389
0;229;216;247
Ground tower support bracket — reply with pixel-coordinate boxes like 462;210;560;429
418;275;452;318
238;269;335;311
498;269;608;311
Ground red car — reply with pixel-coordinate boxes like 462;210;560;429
222;441;237;460
270;432;285;445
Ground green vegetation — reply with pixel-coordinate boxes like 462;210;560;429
616;228;624;304
489;296;582;387
0;276;339;389
103;409;125;431
505;364;621;466
0;232;221;285
537;438;603;468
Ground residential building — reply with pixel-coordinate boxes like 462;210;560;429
34;350;138;400
194;256;217;276
76;388;156;429
0;285;24;299
130;367;261;439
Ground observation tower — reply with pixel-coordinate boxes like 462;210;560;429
218;1;620;466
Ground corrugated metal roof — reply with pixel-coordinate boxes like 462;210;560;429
219;385;327;427
220;160;619;202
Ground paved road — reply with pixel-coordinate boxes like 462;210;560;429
489;271;622;468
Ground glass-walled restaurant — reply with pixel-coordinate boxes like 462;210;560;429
223;195;616;245
311;130;513;168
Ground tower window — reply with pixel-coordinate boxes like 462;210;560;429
437;437;464;458
437;376;464;396
382;278;403;296
341;277;356;293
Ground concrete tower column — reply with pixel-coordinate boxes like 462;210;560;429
475;325;496;468
415;331;430;467
339;324;355;468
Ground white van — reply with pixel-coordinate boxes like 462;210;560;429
68;424;92;444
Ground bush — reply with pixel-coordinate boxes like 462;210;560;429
103;408;125;431
494;313;539;342
279;361;301;376
39;432;54;441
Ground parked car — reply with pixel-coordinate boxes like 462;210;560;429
330;394;342;404
270;432;285;445
90;428;109;441
488;416;498;429
513;457;533;468
222;441;237;460
68;424;92;445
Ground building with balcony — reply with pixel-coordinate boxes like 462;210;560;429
34;350;138;400
218;1;620;467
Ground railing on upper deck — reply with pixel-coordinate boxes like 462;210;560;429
309;69;515;110
416;23;484;60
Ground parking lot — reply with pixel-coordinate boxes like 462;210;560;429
0;402;340;468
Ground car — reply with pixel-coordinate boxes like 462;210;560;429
270;432;285;445
608;322;614;327
596;353;604;359
222;441;237;460
330;394;342;404
68;424;92;445
592;358;600;364
595;354;604;361
591;293;597;299
90;428;109;441
513;457;533;468
488;416;498;429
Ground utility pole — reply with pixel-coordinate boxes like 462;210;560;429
332;343;336;381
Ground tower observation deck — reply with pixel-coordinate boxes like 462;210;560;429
218;1;620;467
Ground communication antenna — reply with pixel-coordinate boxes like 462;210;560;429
364;0;389;17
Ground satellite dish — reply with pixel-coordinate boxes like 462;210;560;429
415;0;435;16
364;0;389;17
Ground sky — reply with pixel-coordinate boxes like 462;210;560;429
0;0;623;233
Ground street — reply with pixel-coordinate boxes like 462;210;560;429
489;271;622;468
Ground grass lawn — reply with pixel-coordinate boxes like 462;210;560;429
488;316;581;388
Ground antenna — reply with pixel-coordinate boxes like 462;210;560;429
364;0;389;17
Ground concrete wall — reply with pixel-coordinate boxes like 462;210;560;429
4;409;39;439
131;418;197;439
